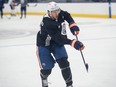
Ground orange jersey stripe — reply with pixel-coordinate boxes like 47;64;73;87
71;39;77;47
69;23;77;28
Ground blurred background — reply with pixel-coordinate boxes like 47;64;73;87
4;0;116;3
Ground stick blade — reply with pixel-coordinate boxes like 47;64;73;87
85;63;89;72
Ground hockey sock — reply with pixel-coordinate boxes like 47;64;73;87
20;12;23;18
57;58;73;86
24;11;26;18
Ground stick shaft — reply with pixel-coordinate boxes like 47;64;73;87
75;35;88;72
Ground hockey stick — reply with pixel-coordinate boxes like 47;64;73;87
28;0;38;7
34;0;40;7
75;35;89;72
28;3;37;7
34;3;38;7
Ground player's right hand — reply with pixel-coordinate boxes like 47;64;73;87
70;39;85;50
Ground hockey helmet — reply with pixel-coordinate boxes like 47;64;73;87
47;2;60;12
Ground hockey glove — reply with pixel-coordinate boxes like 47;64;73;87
69;23;80;35
70;39;85;50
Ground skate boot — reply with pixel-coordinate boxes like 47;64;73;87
40;74;48;87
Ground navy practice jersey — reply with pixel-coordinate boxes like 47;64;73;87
36;10;76;46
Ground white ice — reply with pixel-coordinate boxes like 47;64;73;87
0;16;116;87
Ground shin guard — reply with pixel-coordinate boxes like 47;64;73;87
57;58;73;86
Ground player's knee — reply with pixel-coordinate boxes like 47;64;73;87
40;69;52;79
41;69;52;75
56;58;69;69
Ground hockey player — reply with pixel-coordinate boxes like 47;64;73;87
17;0;29;19
36;2;85;87
9;0;17;16
0;0;5;19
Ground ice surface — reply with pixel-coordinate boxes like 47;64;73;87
0;16;116;87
